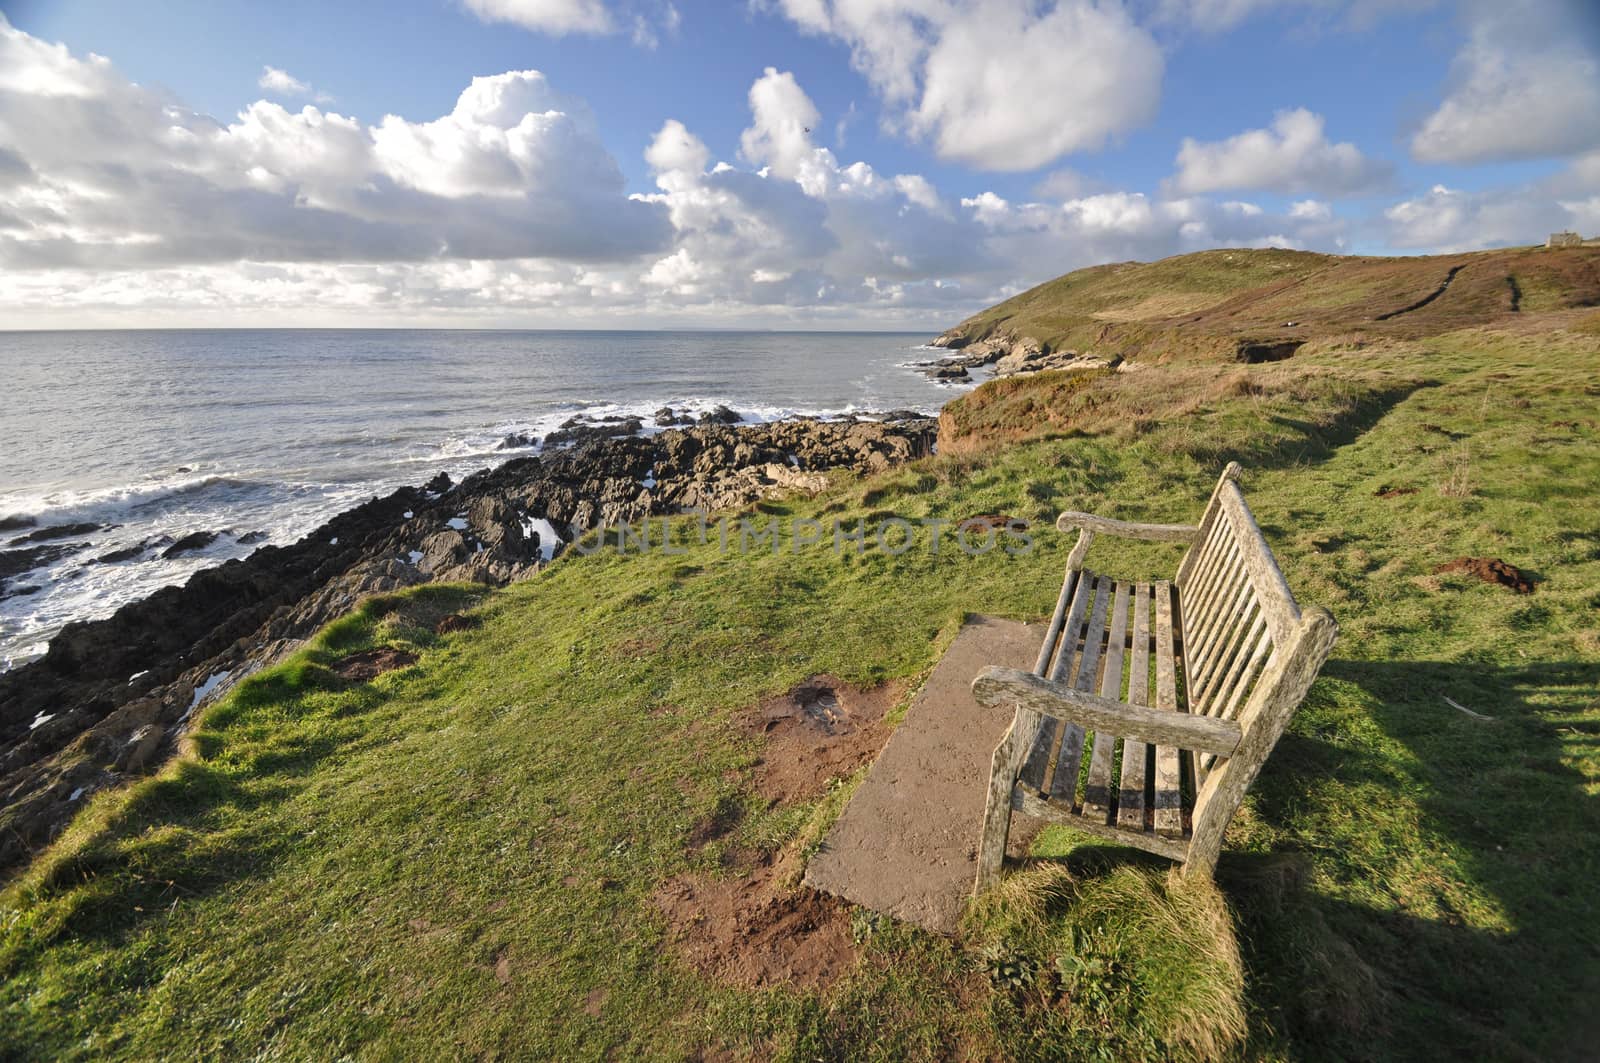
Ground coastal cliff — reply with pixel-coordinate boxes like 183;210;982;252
922;244;1600;378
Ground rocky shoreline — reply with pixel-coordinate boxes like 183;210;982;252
0;411;935;874
908;327;1117;383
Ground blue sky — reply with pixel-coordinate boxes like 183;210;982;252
0;0;1597;327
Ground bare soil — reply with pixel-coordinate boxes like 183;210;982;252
330;647;419;681
1434;556;1535;594
653;851;857;990
742;675;903;804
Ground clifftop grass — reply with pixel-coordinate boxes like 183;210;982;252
3;323;1600;1060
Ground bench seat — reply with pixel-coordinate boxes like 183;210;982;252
971;464;1337;891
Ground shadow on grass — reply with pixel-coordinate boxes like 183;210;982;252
1204;382;1436;473
1232;657;1600;1062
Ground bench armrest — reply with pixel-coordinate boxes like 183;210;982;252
972;666;1241;757
1055;511;1200;542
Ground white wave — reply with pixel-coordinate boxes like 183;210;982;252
0;470;256;527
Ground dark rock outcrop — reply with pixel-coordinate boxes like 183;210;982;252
11;522;106;544
162;531;221;559
1;541;91;598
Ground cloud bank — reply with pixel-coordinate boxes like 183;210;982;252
2;7;1599;328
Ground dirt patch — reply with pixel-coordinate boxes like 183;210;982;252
1434;557;1535;594
653;853;856;990
331;647;419;680
959;513;1028;531
583;987;607;1016
1235;338;1305;363
744;675;902;804
434;613;476;635
1375;485;1419;499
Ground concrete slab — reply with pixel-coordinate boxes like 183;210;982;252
803;614;1043;934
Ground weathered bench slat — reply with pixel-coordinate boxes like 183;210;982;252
1200;634;1277;778
1035;566;1079;676
973;466;1336;893
1117;582;1152;830
1218;622;1274;722
1012;790;1188;861
1055;512;1201;542
1082;580;1130;822
1153;581;1184;838
1186;537;1246;672
1016;567;1081;797
1182;520;1234;638
1219;484;1300;644
1021;568;1094;791
1049;576;1111;804
1191;578;1257;703
1198;607;1265;718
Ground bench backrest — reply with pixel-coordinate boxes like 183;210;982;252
1174;464;1337;871
1174;465;1302;726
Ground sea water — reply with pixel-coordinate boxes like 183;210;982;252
0;328;958;670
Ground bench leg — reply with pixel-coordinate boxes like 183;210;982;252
975;725;1022;895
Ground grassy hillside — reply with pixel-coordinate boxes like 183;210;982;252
938;245;1600;364
4;320;1600;1060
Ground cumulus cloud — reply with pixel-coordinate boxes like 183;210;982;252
961;189;1348;276
1381;161;1600;251
1171;108;1390;196
619;68;1358;321
0;22;1376;327
0;19;669;270
1412;0;1600;164
766;0;1163;171
461;0;613;35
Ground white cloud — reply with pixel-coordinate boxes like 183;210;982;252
1412;0;1600;164
258;65;333;105
767;0;1163;171
461;0;613;34
740;67;820;182
1171;108;1389;196
1381;159;1600;251
0;36;1367;327
258;66;308;96
0;21;669;269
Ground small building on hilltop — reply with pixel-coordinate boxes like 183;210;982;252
1547;231;1588;248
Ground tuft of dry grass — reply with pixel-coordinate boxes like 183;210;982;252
1438;442;1475;498
965;862;1248;1062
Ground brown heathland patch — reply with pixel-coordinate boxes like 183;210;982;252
330;647;419;681
742;675;902;805
1433;556;1535;594
433;613;477;635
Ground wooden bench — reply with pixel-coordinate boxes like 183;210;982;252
971;463;1337;892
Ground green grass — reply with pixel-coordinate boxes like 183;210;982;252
3;326;1599;1060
